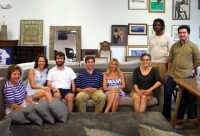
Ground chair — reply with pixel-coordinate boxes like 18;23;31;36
65;48;75;60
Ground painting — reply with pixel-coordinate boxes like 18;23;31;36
111;25;128;46
147;25;155;39
126;45;148;56
172;0;190;20
81;49;99;60
171;25;179;41
149;0;165;13
128;24;147;35
128;0;148;10
20;20;43;45
0;47;12;65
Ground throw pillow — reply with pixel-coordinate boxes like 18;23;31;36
34;100;54;124
0;118;12;136
84;127;124;136
5;109;30;124
49;98;68;123
23;104;43;126
138;124;183;136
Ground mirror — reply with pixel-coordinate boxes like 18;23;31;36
49;26;81;62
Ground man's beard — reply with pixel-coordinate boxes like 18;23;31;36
56;61;64;66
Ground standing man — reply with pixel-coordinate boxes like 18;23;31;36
75;56;106;112
162;25;200;121
148;18;172;84
47;52;76;112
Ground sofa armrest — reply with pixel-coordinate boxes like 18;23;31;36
0;77;6;119
153;85;164;112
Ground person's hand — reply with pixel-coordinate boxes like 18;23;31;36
137;91;143;97
85;88;97;93
44;86;51;92
110;88;118;93
143;89;151;96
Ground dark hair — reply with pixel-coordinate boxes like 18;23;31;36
153;18;165;31
140;53;151;61
34;54;48;69
178;25;190;34
85;56;95;63
55;51;65;61
7;64;22;80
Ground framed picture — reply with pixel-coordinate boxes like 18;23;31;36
128;0;148;10
0;47;13;65
149;0;165;13
147;25;155;39
111;25;128;46
128;24;147;35
171;25;179;41
172;0;190;20
199;0;200;9
81;49;99;61
126;45;148;56
125;56;141;62
20;20;43;45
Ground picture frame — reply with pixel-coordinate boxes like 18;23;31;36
171;25;179;41
125;56;140;62
128;24;147;35
81;49;99;61
20;20;43;45
0;47;14;65
128;0;148;10
126;45;148;56
199;0;200;9
149;0;165;13
147;25;155;39
172;0;190;20
111;25;128;46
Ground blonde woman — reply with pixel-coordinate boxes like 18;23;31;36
103;58;126;112
132;53;161;112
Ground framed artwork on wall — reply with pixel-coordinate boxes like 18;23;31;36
128;0;148;10
149;0;165;13
128;24;147;35
147;25;155;39
111;25;128;46
171;25;179;41
81;49;99;61
20;20;43;45
126;45;148;56
172;0;190;20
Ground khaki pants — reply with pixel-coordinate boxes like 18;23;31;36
75;90;106;112
151;63;167;84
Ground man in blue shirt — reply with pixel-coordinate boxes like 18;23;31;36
75;56;106;112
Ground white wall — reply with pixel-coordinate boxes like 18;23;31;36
0;0;200;61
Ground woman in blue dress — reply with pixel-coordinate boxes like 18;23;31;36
103;58;126;112
26;55;52;103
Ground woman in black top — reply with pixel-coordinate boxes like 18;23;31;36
132;53;161;112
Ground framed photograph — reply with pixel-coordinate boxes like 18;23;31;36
125;56;140;62
126;45;148;56
172;0;190;20
128;24;147;35
149;0;165;13
147;25;155;39
81;49;99;60
128;0;148;10
0;47;13;65
111;25;128;46
171;25;179;41
20;20;43;45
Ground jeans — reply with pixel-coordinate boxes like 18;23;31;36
162;76;197;119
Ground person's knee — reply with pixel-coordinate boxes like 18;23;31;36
53;92;61;99
133;94;140;101
97;93;106;102
75;93;84;102
65;94;74;102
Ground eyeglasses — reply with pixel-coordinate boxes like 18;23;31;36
142;59;150;61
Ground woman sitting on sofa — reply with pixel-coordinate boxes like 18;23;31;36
3;64;32;115
131;53;161;112
26;55;52;103
103;58;126;112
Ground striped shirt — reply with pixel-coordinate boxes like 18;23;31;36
3;80;26;106
76;70;103;89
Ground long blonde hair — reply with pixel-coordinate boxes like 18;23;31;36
106;58;121;77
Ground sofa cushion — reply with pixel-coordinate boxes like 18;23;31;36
0;118;12;136
84;127;124;136
34;100;54;124
6;109;30;124
119;96;132;106
49;98;68;123
138;124;182;136
23;104;43;126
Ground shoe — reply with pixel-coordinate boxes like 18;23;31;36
176;119;186;125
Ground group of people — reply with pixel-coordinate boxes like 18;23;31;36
3;18;200;124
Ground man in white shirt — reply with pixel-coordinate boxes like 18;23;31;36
47;52;76;112
148;18;172;83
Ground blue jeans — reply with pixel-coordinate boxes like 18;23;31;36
162;76;197;119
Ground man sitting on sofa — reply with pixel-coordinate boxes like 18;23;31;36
75;56;106;112
47;52;76;112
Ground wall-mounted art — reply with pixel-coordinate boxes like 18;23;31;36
128;24;147;35
172;0;190;20
171;25;179;41
128;0;148;10
111;25;128;46
149;0;165;13
147;25;155;39
126;45;148;56
20;20;43;45
81;49;99;61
